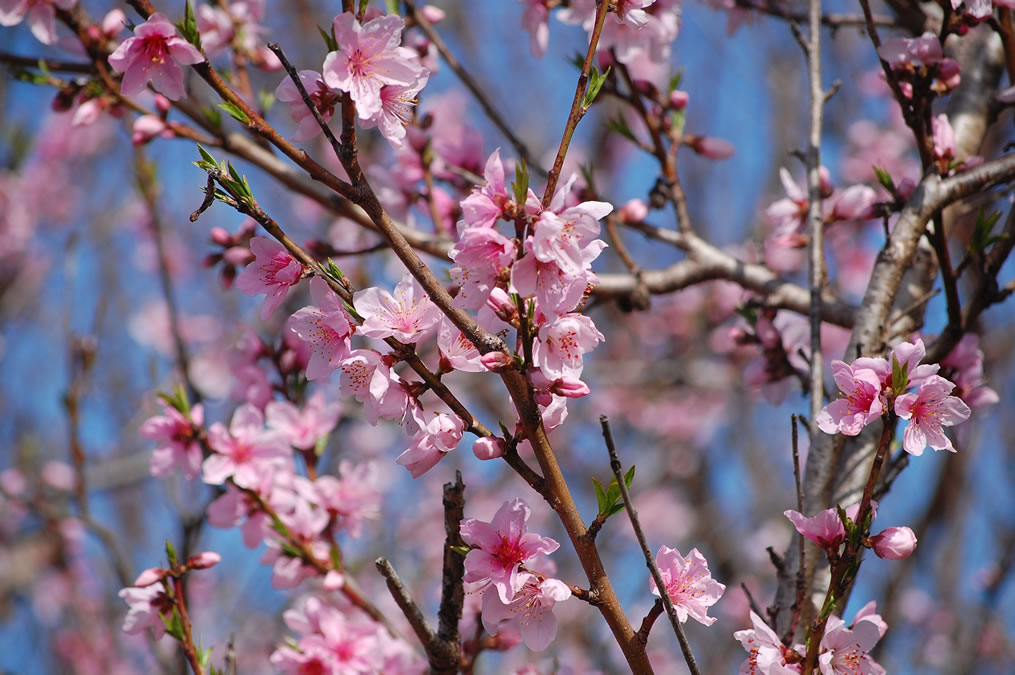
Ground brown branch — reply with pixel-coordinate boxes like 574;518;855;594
434;472;467;673
600;416;701;675
733;0;902;29
375;557;439;657
0;51;94;73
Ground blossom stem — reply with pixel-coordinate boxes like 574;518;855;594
170;575;204;675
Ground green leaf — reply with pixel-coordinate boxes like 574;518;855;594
198;646;214;671
891;354;909;394
873;165;896;195
593;478;608;514
258;89;276;114
511;159;530;205
161;608;186;642
314;433;329;457
606;114;637;144
325;259;345;282
165;540;178;567
734;305;758;326
318;24;338;52
624;464;636;488
970;209;1003;254
202;104;223;130
669;108;686;137
583;65;610;108
668;70;684;92
280;542;304;558
604;481;620;508
174;0;203;49
218;101;250;125
449;545;471;557
384;0;398;15
606;502;627;517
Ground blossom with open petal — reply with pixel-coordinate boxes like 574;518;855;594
266;391;341;451
236;237;306;320
141;401;204;480
203;403;289;488
338;349;408;425
118;583;172;637
734;611;803;674
481;576;571;651
437;316;484;372
395;412;465;478
461;498;560;603
361;69;429;148
650;546;726;626
785;502;873;552
818;612;884;675
322;12;422;120
449;225;516;310
108;13;205;100
354;273;441;343
274;71;340;141
816;362;884;436
0;0;77;45
287;277;353;380
534;313;605;378
894;374;971;455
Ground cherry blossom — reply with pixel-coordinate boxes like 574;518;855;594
197;0;266;56
108;13;205;101
784;502;872;552
481;576;571;651
0;0;76;45
815;362;884;436
870;526;917;560
235;236;306;320
287;276;353;380
449;224;517;310
437;316;485;372
338;349;409;424
461;498;560;603
140;401;204;480
473;436;506;460
650;546;726;626
894;375;971;455
322;12;423;120
274;70;340;142
459;148;517;229
361;69;430;148
314;461;381;538
534;313;605;378
519;0;551;58
941;333;999;411
818;612;885;674
117;583;172;637
203;403;289;488
531;200;611;278
396;412;465;478
265;391;341;451
734;611;803;674
354;273;441;343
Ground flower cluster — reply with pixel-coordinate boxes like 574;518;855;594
816;338;972;456
764;166;876;249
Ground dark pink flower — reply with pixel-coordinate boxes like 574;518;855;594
140;401;204;480
870;526;917;560
396;412;465;478
108;13;205;101
894;375;971;455
235;236;306;319
815;362;884;436
650;546;726;626
785;502;873;552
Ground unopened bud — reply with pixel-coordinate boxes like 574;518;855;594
618;198;648;224
420;4;446;23
186;551;222;570
669;89;689;110
154;94;171;115
871;527;917;560
134;567;168;587
688;135;735;160
551;377;590;399
480;351;513;372
473;436;506;460
324;570;345;590
486;288;518;323
209;227;232;246
223;246;255;266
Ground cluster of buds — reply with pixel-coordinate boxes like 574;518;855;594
202;220;258;289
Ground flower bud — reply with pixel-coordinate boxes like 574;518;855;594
668;90;689;110
223;246;255;266
486;288;518;324
618;198;648;224
473;436;505;460
421;4;446;23
210;227;232;246
324;570;345;590
186;551;222;570
871;526;917;560
480;351;513;372
689;136;735;160
551;377;590;399
134;567;167;587
154;94;171;115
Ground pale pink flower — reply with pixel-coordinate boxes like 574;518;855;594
287;277;353;380
354;273;441;343
734;611;803;674
473;436;506;460
203;403;289;488
314;461;381;538
481;576;571;651
877;32;943;66
818;612;884;675
118;583;173;637
235;236;306;320
830;185;876;221
133;568;166;587
108;13;205;100
197;1;265;55
650;546;726;626
894;375;971;455
815;362;884;436
520;0;551;58
271;600;384;673
322;12;422;120
459;148;516;229
531;200;611;278
852;338;939;391
784;502;872;552
274;70;340;141
931;114;956;163
361;69;429;148
207;480;271;548
437;316;484;372
0;0;76;45
461;498;560;603
338;349;409;424
131;114;174;145
186;551;221;569
952;0;993;19
140;401;204;480
511;248;589;317
449;224;517;309
534;313;605;378
266;391;341;450
396;412;465;478
870;526;917;560
942;333;999;411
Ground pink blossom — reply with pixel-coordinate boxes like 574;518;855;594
186;551;221;569
235;236;306;320
0;0;76;45
531;199;611;278
197;1;266;56
734;611;803;674
203;403;289;488
473;436;506;460
117;583;173;637
818;612;884;675
520;0;551;58
689;135;736;159
461;498;560;603
830;185;876;221
459;149;517;229
877;32;943;66
133;567;166;587
449;224;517;309
784;502;872;551
207;481;271;548
942;333;999;410
266;391;341;450
274;71;340;141
131;114;174;145
287;276;353;380
354;273;441;343
271;600;387;673
618;198;649;223
870;526;917;560
851;338;939;392
815;362;884;436
314;461;381;538
322;12;422;120
534;313;605;378
894;375;971;455
481;576;571;651
931;114;956;163
361;69;429;148
108;13;205;101
511;248;589;317
437;316;484;372
140;401;204;480
338;349;409;424
650;546;726;626
396;412;465;478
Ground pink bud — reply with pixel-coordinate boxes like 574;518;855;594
931;114;955;162
634;79;657;98
668;90;689;110
134;567;167;587
485;288;518;323
473;436;505;460
938;58;960;90
154;94;171;115
480;351;513;372
551;377;590;398
526;368;554;391
690;136;735;160
223;246;255;266
871;527;917;560
420;4;446;23
324;570;345;590
618;198;649;224
41;461;75;492
533;389;553;406
597;50;614;69
186;551;221;570
818;166;835;199
210;227;232;246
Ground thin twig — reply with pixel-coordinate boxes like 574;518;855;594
788;414;807;642
375;557;438;651
267;42;344;161
600;415;701;675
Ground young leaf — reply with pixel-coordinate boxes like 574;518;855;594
160;608;186;642
512;159;530;205
607;502;627;517
218;101;250;125
317;24;338;52
449;545;471;557
174;0;203;49
873;165;896;195
668;70;684;92
593;478;608;514
891;354;909;394
583;65;610;108
606;114;637;144
165;539;179;567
